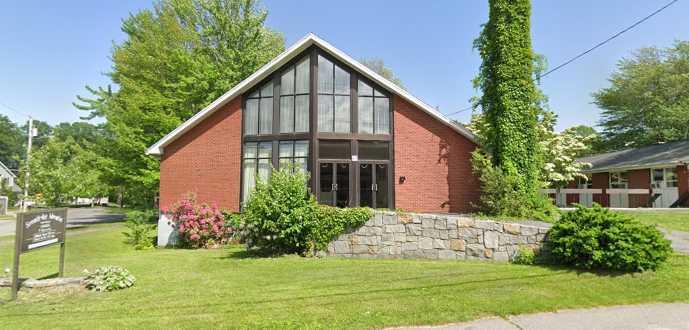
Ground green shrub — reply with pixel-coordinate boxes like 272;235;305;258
548;204;672;272
471;150;558;222
241;167;373;255
83;266;136;292
122;210;157;250
512;246;536;265
241;167;319;254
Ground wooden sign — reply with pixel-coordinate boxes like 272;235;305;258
11;208;68;300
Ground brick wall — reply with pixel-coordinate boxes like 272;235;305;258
591;172;609;206
393;96;480;213
159;97;242;212
627;169;650;207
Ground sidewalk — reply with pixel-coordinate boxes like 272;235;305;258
398;303;689;330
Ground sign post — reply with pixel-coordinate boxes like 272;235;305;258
11;208;68;300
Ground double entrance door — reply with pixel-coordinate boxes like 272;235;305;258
318;162;389;208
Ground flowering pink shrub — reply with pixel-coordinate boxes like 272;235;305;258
167;195;232;248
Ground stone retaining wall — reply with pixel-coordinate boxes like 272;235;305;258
326;212;551;261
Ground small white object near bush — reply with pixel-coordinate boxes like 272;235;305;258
83;266;136;292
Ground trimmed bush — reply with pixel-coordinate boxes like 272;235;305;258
122;210;157;250
168;195;232;248
83;266;136;292
548;204;672;272
241;167;373;255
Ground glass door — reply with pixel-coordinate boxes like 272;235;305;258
358;162;388;208
318;162;351;207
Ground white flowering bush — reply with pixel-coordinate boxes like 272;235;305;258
541;127;592;187
83;266;136;292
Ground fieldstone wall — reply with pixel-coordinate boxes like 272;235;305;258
326;212;551;261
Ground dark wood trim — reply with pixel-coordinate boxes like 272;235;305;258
310;48;319;198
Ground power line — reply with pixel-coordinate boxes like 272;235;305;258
0;101;30;118
445;0;680;118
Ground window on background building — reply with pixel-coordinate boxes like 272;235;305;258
242;142;272;203
280;57;310;133
576;175;592;189
609;171;628;189
279;140;309;173
357;79;389;134
317;55;350;133
358;141;389;160
665;167;678;187
244;82;274;135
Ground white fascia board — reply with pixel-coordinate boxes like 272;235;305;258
146;33;477;155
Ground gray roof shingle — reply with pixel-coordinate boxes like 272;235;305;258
579;139;689;172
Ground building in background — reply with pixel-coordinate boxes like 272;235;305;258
549;140;689;208
0;160;21;193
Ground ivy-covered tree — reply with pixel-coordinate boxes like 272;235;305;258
474;0;541;195
75;0;284;207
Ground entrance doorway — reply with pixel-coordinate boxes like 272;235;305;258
651;167;679;208
359;163;389;208
318;162;351;207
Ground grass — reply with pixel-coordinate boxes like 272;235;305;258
1;223;689;329
621;210;689;232
0;214;14;221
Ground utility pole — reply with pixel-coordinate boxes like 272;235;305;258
22;117;34;212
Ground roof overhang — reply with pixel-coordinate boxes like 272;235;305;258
583;161;689;174
146;33;477;156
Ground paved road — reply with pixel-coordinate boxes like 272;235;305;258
399;303;689;330
0;207;126;236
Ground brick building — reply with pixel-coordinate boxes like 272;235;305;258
147;34;481;216
550;140;689;208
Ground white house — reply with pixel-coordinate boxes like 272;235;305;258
0;160;21;193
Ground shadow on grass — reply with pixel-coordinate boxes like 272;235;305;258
222;246;285;259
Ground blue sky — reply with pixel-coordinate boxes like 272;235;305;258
1;0;687;131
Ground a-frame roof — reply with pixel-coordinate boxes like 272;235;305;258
0;160;16;178
146;33;476;155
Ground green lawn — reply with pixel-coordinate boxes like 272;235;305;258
622;210;689;232
1;223;689;329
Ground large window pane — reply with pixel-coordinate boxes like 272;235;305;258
244;99;258;135
375;164;389;208
318;56;333;94
358;80;373;96
243;142;257;158
318;95;334;132
260;81;273;97
280;68;294;95
258;159;271;182
259;97;273;134
258;142;272;158
334;95;350;133
280;96;294;133
295;58;310;94
242;159;256;203
295;95;309;132
334;65;350;94
359;141;389;160
279;141;294;158
294;140;309;157
374;98;390;134
319;140;350;159
358;97;373;134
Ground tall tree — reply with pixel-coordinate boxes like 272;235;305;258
360;58;405;89
594;41;689;150
0;114;23;170
474;0;541;194
75;0;284;207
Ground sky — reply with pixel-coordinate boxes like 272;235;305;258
1;0;687;131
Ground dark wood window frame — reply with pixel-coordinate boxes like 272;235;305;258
240;46;395;209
